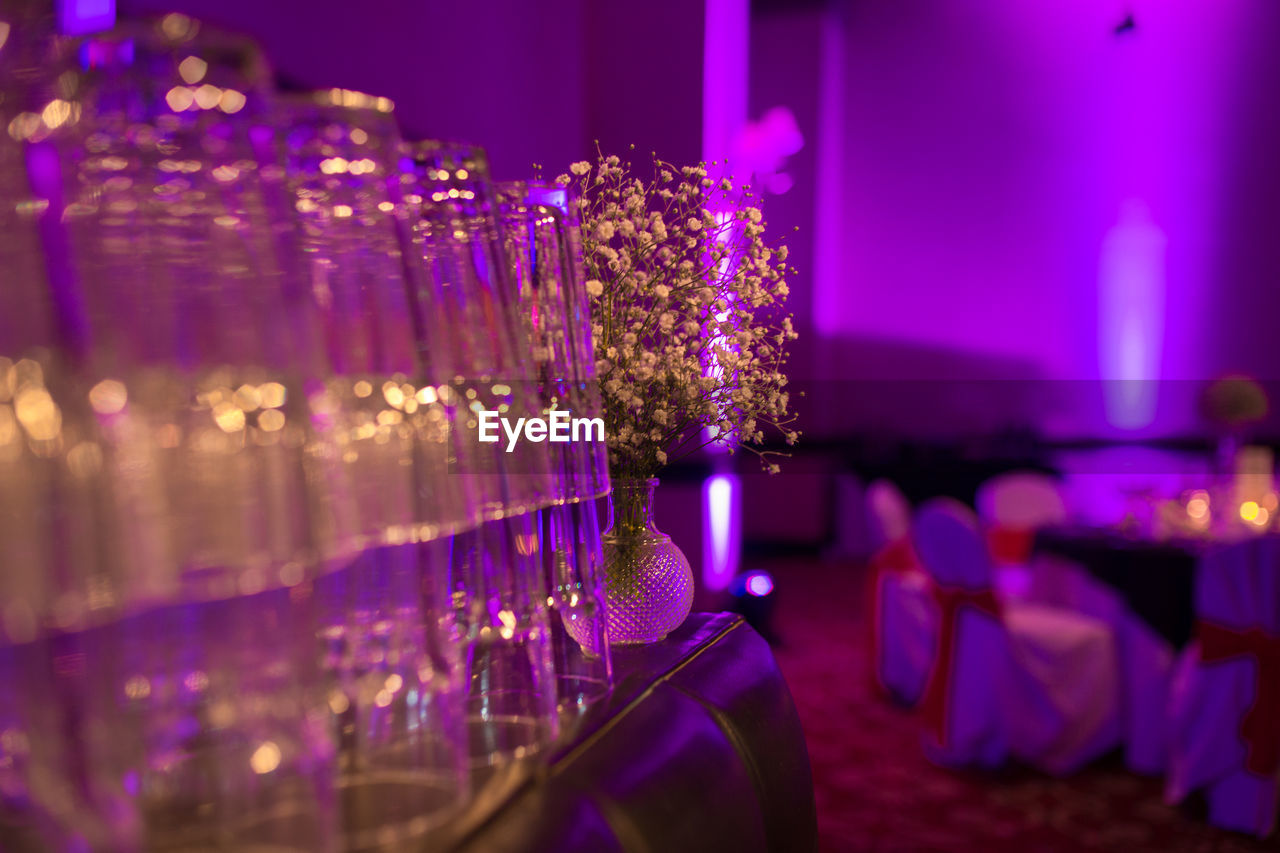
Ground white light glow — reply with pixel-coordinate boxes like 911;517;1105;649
703;474;740;590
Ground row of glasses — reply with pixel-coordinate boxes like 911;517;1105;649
506;185;613;714
0;7;613;849
400;142;555;522
1;9;123;843
26;13;340;607
268;90;476;847
397;151;582;777
399;147;571;786
262;145;620;794
497;183;611;712
1;14;368;849
544;185;614;710
520;182;611;501
270;88;473;545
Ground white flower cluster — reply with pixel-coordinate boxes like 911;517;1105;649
558;150;800;480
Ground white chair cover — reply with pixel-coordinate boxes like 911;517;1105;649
976;471;1067;528
977;471;1066;603
1166;535;1280;838
912;499;1121;774
867;480;933;706
1028;552;1176;775
867;479;912;551
876;570;936;706
981;467;1171;773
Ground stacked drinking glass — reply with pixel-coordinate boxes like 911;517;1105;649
0;7;612;850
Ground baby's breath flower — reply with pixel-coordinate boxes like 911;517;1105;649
565;147;799;479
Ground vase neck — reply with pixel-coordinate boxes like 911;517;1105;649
606;478;661;538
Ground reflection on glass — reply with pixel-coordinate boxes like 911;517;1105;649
447;515;558;785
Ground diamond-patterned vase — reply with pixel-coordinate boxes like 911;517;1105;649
601;478;694;644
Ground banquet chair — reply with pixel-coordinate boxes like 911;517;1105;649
978;471;1166;767
911;499;1121;773
867;480;934;706
1028;550;1177;775
1165;535;1280;838
1011;472;1174;775
976;470;1068;529
975;470;1066;600
868;479;912;551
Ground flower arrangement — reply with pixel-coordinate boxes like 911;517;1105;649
557;150;800;484
1200;375;1268;429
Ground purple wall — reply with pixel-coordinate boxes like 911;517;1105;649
113;0;1280;442
766;0;1280;440
585;3;704;167
1209;1;1280;380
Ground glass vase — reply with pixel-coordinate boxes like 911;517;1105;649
601;479;694;644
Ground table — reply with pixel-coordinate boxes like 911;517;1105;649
441;612;817;853
1032;526;1199;647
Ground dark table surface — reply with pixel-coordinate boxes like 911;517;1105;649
1032;526;1200;647
442;612;817;853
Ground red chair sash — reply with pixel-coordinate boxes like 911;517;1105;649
868;535;922;699
985;525;1035;566
1197;620;1280;777
869;535;919;575
919;583;1003;746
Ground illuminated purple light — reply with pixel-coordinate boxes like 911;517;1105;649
745;572;774;597
701;1;747;453
59;0;115;36
702;474;740;591
1098;200;1165;430
702;0;748;171
702;209;738;454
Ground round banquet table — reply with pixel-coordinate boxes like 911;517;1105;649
1031;526;1200;647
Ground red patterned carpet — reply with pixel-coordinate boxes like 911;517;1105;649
761;558;1276;853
